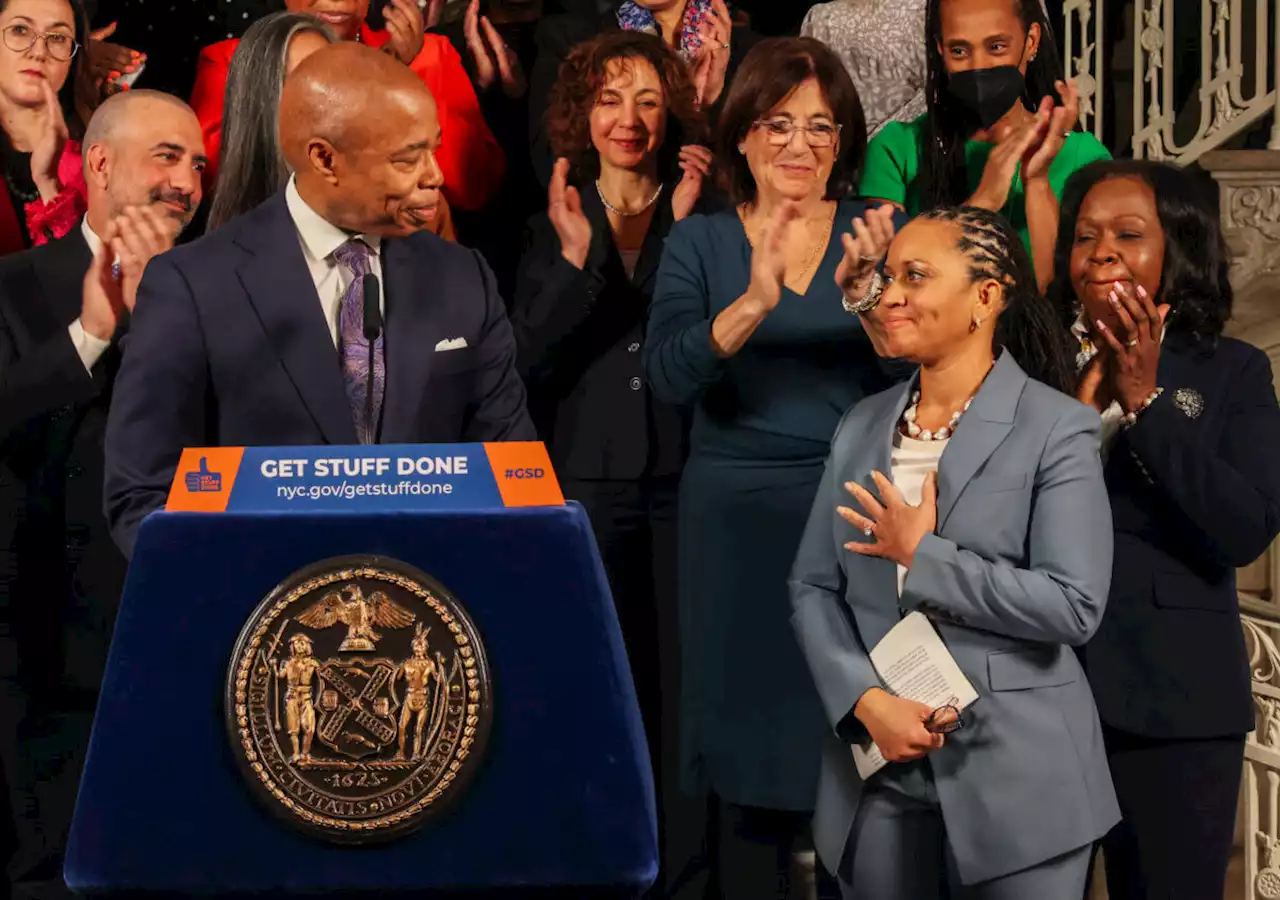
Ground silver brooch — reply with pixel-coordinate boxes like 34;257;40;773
1173;388;1204;419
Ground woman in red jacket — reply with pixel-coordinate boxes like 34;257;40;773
0;0;90;255
190;0;505;212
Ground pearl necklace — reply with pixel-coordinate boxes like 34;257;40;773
596;181;664;217
901;391;973;441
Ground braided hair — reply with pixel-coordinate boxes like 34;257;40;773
919;206;1076;394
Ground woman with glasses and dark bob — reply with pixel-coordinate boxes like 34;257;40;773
0;0;91;255
1056;160;1280;899
644;36;906;899
857;0;1109;290
790;204;1118;899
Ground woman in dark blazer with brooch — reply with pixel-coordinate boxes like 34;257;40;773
1051;158;1280;900
511;30;706;870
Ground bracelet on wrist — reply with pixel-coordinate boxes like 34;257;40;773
842;269;883;315
1120;387;1163;429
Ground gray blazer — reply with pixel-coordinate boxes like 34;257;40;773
789;351;1120;886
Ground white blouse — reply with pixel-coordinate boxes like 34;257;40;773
889;430;948;596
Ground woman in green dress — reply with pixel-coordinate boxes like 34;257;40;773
858;0;1110;289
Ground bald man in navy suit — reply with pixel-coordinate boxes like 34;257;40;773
104;43;534;557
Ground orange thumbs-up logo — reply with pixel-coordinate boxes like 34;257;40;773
167;447;245;512
185;457;222;493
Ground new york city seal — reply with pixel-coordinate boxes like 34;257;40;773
226;555;492;843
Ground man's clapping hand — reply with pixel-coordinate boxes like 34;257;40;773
80;206;179;341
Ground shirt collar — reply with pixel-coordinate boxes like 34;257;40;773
81;216;102;257
284;177;381;265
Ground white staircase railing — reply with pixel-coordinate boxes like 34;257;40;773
1063;0;1279;162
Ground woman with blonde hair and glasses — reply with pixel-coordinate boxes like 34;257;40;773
644;35;903;898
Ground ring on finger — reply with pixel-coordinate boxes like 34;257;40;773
862;523;875;537
1126;338;1139;348
858;254;879;262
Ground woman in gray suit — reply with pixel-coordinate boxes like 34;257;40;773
789;205;1119;898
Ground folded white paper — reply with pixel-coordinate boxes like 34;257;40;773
852;611;978;779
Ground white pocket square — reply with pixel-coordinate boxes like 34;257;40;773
434;337;468;352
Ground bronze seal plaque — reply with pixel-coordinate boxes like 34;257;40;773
225;555;492;843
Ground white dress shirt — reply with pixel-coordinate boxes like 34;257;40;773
284;177;384;348
66;217;111;374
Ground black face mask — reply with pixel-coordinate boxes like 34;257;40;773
946;65;1026;129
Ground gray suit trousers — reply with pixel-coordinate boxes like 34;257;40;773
837;771;1092;900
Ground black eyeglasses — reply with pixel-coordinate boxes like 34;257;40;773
924;703;964;735
2;23;78;62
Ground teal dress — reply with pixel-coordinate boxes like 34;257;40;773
643;200;906;809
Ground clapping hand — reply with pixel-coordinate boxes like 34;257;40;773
671;144;712;221
838;470;937;569
548;158;591;270
381;0;426;66
80;205;179;340
967;112;1047;212
744;202;800;314
464;0;526;97
30;79;68;203
691;0;731;109
835;204;895;303
1092;282;1170;413
1021;80;1080;182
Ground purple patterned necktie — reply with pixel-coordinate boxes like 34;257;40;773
331;238;384;444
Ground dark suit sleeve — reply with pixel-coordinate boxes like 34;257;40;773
511;217;602;381
103;256;210;559
461;250;537;442
1124;344;1280;568
0;296;101;440
512;217;651;386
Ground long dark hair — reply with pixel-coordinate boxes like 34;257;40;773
208;12;337;229
918;0;1063;209
1047;159;1232;345
921;205;1076;393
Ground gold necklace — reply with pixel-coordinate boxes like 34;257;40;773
740;201;837;280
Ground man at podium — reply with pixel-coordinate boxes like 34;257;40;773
104;43;534;557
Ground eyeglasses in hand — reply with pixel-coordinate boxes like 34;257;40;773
753;118;842;149
2;23;78;62
924;703;963;735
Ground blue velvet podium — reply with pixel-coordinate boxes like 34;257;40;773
65;445;657;897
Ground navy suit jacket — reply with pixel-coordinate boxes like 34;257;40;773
104;192;535;558
1082;332;1280;738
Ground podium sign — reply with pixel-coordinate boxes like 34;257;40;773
165;442;563;513
67;443;656;897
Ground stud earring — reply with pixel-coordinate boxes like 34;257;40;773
737;145;746;155
970;318;981;333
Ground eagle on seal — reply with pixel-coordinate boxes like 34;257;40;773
295;584;416;651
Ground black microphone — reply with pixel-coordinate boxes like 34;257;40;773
362;274;382;443
362;274;382;341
